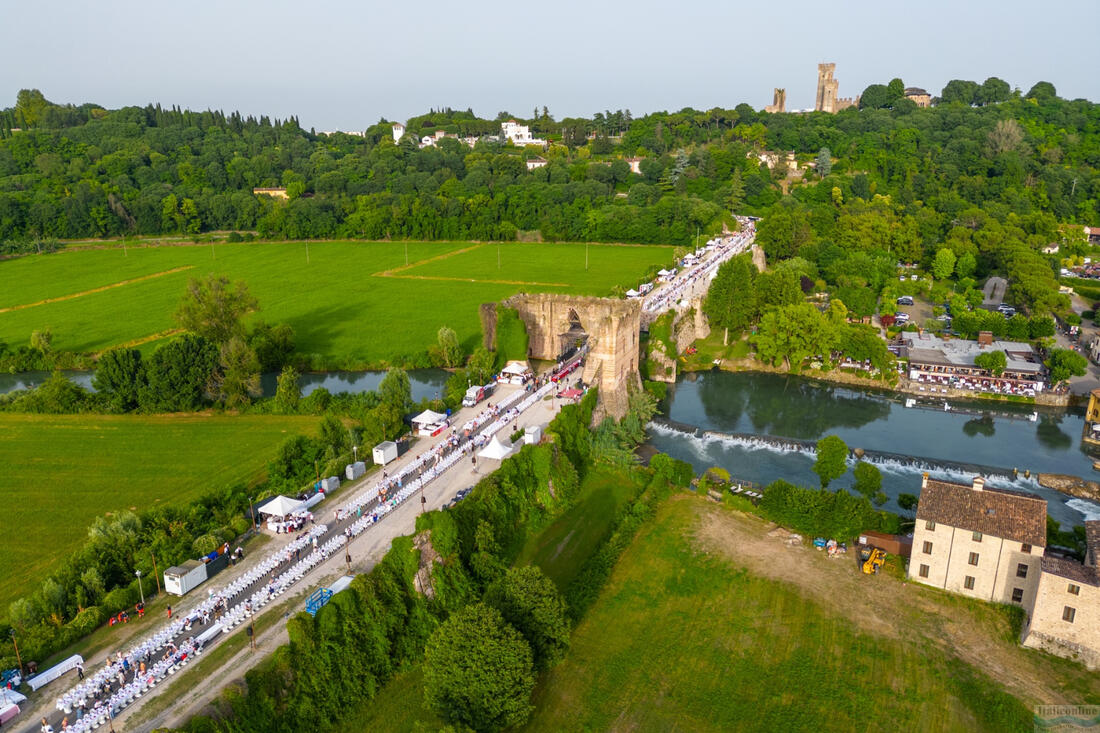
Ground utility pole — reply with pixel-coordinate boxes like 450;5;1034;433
404;240;409;266
211;240;216;260
585;241;589;272
9;629;22;677
497;241;501;270
305;241;310;264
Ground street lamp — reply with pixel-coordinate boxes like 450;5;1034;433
353;446;358;464
9;629;22;677
135;570;144;607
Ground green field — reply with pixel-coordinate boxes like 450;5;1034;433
0;413;319;611
347;494;1100;732
0;241;673;366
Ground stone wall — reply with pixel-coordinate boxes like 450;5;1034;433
503;293;641;420
1023;572;1100;670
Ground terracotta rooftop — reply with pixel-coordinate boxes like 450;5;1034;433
1041;554;1099;587
916;477;1047;547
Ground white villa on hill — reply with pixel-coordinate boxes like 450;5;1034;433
501;120;546;147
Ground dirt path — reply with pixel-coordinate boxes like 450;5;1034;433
0;267;195;313
690;500;1094;707
374;242;485;276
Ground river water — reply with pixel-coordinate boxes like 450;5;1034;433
0;369;452;403
647;370;1100;526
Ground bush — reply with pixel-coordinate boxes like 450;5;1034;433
65;606;103;637
759;479;896;539
102;586;136;616
423;603;535;732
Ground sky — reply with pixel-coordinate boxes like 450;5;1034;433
2;0;1098;131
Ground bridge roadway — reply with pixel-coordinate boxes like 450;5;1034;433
22;364;584;733
640;224;756;326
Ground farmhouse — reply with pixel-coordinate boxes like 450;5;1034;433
909;475;1046;606
910;474;1100;668
526;156;548;171
1022;521;1100;668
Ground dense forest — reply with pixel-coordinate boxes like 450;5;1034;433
0;80;1096;320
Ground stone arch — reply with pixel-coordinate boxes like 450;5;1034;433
502;293;641;419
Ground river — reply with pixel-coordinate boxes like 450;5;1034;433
0;369;452;403
646;370;1100;526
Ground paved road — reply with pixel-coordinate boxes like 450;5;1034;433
134;387;575;732
20;368;583;733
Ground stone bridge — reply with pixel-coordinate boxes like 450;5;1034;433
495;294;641;420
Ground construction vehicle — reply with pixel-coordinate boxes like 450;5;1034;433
859;546;887;575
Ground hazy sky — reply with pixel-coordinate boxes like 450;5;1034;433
2;0;1097;131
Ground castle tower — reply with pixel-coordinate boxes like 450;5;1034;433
764;88;786;114
815;63;839;113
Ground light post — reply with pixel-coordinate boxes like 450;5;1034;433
9;629;22;677
353;446;358;465
249;496;257;530
135;570;145;607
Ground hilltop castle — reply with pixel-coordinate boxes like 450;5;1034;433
814;63;858;113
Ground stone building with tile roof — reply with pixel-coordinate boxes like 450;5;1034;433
909;474;1100;669
1022;521;1100;669
909;474;1046;607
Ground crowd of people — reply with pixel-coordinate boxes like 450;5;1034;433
642;224;756;315
43;358;585;731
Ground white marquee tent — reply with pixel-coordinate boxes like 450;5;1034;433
411;409;447;428
257;495;305;518
477;436;515;462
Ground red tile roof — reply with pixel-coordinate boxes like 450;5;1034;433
916;478;1047;547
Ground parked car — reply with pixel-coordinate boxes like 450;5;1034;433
896;296;914;306
895;313;911;324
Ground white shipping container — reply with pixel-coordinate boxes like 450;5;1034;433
345;461;367;480
164;559;208;596
321;476;340;492
373;441;398;465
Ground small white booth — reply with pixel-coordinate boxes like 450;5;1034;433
346;460;367;480
625;288;640;298
373;440;398;465
523;424;543;445
498;360;532;385
165;560;208;596
411;409;448;436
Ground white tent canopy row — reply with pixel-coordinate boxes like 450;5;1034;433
478;435;515;461
257;495;305;518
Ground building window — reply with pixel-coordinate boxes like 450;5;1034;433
972;531;983;542
1063;606;1076;623
968;552;979;566
1011;588;1023;603
925;520;936;531
923;541;933;554
1021;543;1032;554
1016;563;1028;579
918;564;929;578
964;576;975;590
1068;584;1080;596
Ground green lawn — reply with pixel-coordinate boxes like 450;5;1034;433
348;494;1073;732
514;465;646;590
524;498;1036;733
0;413;319;611
0;241;673;366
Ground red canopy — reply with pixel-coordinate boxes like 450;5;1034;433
560;388;583;399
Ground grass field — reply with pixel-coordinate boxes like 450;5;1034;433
0;241;673;366
346;494;1100;732
0;413;319;611
513;466;646;589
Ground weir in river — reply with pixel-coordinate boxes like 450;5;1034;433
645;371;1100;526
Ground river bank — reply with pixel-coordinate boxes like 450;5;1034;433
683;354;1075;408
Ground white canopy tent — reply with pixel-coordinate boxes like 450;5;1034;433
411;409;447;427
257;495;305;518
477;436;515;462
625;288;639;298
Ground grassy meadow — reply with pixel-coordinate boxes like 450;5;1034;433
0;240;673;365
346;493;1100;733
0;413;319;611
